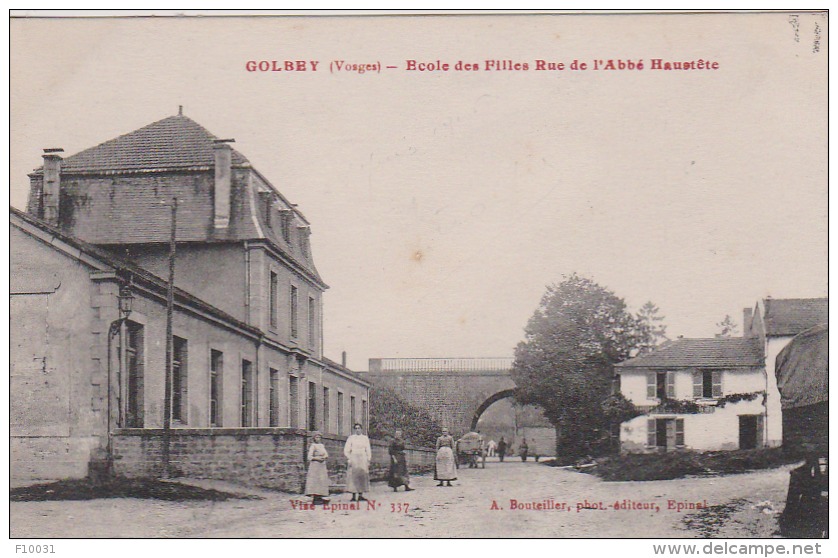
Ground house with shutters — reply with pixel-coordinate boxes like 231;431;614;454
616;297;827;453
13;111;370;484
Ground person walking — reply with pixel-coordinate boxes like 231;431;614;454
487;439;497;457
387;430;414;492
497;437;507;462
434;427;457;487
343;423;371;502
519;438;529;462
531;440;540;463
305;432;331;505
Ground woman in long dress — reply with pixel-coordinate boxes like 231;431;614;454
305;432;331;504
435;427;457;487
343;423;371;502
387;430;414;492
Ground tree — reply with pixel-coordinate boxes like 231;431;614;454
511;274;644;462
368;385;441;447
635;301;668;354
716;315;739;337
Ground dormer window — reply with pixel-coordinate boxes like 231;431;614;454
280;210;293;242
298;226;310;258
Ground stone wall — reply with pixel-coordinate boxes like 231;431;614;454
112;428;435;493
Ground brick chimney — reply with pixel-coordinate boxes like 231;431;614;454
41;148;64;224
743;307;753;337
213;139;234;229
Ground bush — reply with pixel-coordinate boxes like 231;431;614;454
368;385;441;447
584;447;799;482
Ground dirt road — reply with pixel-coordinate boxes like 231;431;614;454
10;460;792;538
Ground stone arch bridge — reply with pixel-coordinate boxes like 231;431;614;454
362;357;517;436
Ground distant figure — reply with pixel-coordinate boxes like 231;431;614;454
388;430;413;492
497;437;507;462
519;438;529;462
305;432;331;505
487;439;497;457
435;427;457;486
343;423;371;502
531;440;539;462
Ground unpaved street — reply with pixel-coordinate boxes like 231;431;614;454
10;460;793;538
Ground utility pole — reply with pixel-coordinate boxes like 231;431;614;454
162;197;177;478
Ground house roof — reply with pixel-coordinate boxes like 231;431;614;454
763;297;828;337
32;115;249;174
26;113;326;288
615;337;764;369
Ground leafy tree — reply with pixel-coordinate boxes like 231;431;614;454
635;301;668;354
716;315;739;337
368;385;441;447
511;274;644;461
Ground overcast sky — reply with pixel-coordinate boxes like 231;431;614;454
10;13;827;370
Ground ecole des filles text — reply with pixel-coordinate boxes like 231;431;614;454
245;58;720;73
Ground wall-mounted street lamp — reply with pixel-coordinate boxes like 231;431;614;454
117;284;134;320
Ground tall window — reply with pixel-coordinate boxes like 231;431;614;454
172;336;188;423
269;368;280;427
269;271;278;328
308;296;316;348
693;370;722;399
322;387;330;433
337;391;345;435
210;350;223;427
350;396;357;428
289;375;299;428
241;359;254;427
124;322;144;428
290;286;299;338
308;381;317;431
362;399;368;430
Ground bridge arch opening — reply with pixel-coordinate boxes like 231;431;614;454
470;389;516;431
471;389;556;458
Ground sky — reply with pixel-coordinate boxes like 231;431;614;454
9;13;828;371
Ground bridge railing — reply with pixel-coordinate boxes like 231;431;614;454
369;357;514;373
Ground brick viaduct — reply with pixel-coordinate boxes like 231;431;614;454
361;358;517;436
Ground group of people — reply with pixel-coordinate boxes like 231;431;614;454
486;437;539;462
304;425;460;504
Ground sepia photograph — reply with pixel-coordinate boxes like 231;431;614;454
8;10;828;544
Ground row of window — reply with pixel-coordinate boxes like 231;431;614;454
646;370;723;400
269;272;317;347
646;414;764;450
121;322;364;432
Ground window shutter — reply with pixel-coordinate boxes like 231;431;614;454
666;371;675;398
647;419;657;447
675;418;685;447
712;370;722;398
646;372;656;398
692;370;703;398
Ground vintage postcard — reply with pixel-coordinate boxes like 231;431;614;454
8;10;828;547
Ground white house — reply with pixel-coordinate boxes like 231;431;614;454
616;297;826;453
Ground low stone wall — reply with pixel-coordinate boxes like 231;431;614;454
112;428;435;493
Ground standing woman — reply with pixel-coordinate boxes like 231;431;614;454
434;427;457;487
305;432;331;504
343;423;372;502
388;430;414;492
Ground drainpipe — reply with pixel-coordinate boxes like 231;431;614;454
244;241;251;324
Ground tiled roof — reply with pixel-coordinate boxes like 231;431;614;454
763;298;828;337
615;337;764;369
33;115;249;174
